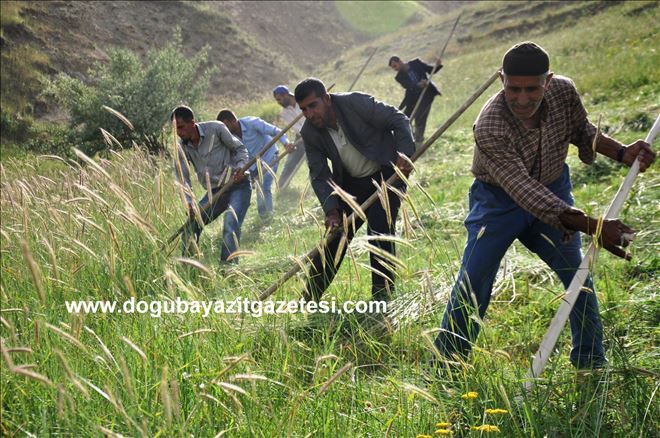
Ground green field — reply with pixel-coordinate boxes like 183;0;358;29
335;1;429;37
1;1;659;436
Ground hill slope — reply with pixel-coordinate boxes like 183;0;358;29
0;0;467;121
0;0;368;118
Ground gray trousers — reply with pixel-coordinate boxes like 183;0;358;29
278;136;306;188
411;93;435;146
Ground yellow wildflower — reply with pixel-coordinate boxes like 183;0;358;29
471;425;501;433
485;408;509;415
435;422;452;428
416;435;433;438
434;429;453;435
461;391;478;400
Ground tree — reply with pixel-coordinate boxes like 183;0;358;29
46;31;216;156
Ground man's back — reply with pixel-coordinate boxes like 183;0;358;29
239;116;281;171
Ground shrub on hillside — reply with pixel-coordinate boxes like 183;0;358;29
0;112;33;144
20;123;87;159
257;102;283;124
45;32;216;157
0;43;50;143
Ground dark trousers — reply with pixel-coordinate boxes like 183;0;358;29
406;92;435;145
304;167;405;302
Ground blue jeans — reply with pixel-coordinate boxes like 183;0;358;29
253;161;278;218
434;165;605;368
181;179;251;263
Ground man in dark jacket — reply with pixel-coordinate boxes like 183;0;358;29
294;78;415;302
389;55;443;147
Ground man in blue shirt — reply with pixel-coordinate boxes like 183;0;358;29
172;106;252;264
217;109;292;220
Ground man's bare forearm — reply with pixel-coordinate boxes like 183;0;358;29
594;133;625;162
559;208;598;235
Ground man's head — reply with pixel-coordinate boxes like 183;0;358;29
294;78;334;129
216;109;240;135
500;42;554;121
273;85;295;108
171;105;196;142
388;55;406;72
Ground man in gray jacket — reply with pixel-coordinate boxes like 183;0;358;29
172;105;252;263
294;78;415;302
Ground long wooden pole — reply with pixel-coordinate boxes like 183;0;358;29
259;70;500;300
269;137;304;169
348;47;378;91
524;114;660;391
408;13;462;121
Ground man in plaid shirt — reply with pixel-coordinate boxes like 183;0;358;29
434;42;655;369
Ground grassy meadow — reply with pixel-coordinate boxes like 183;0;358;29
1;1;659;436
335;1;430;37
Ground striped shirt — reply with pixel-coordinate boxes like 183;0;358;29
471;75;597;231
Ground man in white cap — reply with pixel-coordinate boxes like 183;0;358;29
273;85;307;188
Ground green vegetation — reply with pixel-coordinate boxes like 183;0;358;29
0;1;25;29
1;1;659;436
44;32;215;157
0;2;48;144
335;0;429;37
0;42;48;113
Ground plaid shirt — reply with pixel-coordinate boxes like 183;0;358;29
471;75;597;231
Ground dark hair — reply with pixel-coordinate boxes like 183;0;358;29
294;78;327;103
388;55;401;66
502;42;550;76
216;109;237;122
171;105;194;122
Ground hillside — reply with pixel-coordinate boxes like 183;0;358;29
0;0;465;122
0;1;361;108
307;0;659;120
1;1;659;437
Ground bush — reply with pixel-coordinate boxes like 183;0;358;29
44;31;216;156
0;112;33;144
19;123;84;159
257;102;284;124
